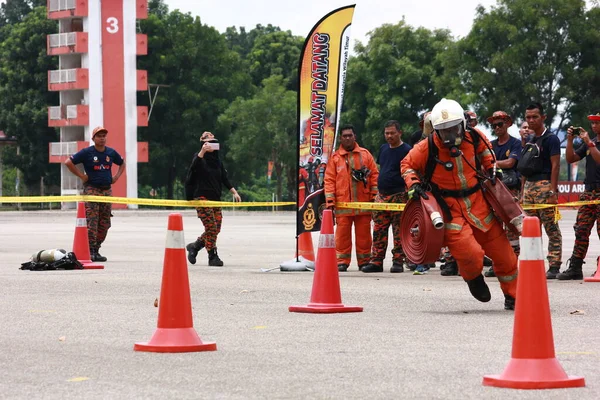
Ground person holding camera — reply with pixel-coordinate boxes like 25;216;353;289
324;124;379;272
518;102;562;279
484;111;522;277
559;111;600;280
185;131;241;267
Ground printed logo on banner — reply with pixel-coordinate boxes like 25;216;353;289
302;203;317;231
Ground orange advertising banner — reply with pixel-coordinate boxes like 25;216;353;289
297;5;355;234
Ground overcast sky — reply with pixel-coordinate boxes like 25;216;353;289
164;0;502;44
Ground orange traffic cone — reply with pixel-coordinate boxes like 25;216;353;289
289;209;362;313
280;232;315;271
483;216;585;389
72;202;104;270
134;213;216;353
584;256;600;282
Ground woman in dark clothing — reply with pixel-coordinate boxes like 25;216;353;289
185;132;241;266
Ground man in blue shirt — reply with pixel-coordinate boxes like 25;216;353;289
362;120;412;273
484;111;522;277
519;103;563;278
65;126;125;261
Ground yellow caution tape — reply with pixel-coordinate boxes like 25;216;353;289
0;195;295;208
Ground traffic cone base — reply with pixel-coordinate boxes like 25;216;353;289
82;263;104;270
483;358;585;389
134;328;217;353
289;209;363;314
584;257;600;282
288;303;363;313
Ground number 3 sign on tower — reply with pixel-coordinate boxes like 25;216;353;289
106;17;119;34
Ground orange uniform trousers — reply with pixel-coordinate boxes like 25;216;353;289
335;214;372;267
445;215;518;298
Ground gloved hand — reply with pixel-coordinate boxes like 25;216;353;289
488;168;497;185
408;183;429;200
326;204;336;225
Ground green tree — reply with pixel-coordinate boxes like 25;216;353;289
0;0;45;27
223;24;281;60
137;7;253;199
437;0;590;129
343;21;453;152
0;6;59;193
218;75;296;201
246;30;304;91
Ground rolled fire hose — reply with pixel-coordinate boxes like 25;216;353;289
400;194;445;264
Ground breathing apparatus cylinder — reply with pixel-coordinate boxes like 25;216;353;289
32;249;67;263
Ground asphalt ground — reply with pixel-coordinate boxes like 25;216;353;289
0;208;598;399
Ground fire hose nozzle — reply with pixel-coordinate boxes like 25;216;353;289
430;212;444;229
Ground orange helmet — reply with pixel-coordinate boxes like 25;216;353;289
486;111;513;127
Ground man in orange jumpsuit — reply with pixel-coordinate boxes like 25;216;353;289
401;99;518;310
325;124;379;272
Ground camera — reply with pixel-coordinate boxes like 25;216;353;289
207;142;220;150
571;126;581;136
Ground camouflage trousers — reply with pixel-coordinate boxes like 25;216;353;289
195;196;222;251
571;190;600;259
83;185;112;253
504;187;521;256
523;180;562;268
370;192;407;266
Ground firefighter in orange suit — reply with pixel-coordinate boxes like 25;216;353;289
325;124;379;272
401;99;518;310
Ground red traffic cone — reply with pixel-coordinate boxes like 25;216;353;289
297;232;315;262
483;216;585;389
289;209;362;313
134;213;216;353
72;202;104;270
584;257;600;282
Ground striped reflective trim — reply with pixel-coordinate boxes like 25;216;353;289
318;233;335;249
402;169;416;178
456;157;468;189
76;218;87;227
357;253;370;260
445;223;462;231
483;212;495;224
463;196;485;230
520;237;544;260
497;271;518;282
165;230;185;249
337;252;352;258
325;193;335;198
481;149;492;158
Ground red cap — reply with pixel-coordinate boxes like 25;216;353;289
92;126;108;138
588;111;600;122
486;110;513;127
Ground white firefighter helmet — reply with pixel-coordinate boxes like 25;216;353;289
431;98;466;130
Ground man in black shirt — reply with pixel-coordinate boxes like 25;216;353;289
185;132;241;266
559;111;600;279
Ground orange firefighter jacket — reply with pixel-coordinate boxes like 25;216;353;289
324;143;379;216
401;129;496;232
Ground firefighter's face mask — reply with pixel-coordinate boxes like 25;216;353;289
436;124;464;154
351;166;370;185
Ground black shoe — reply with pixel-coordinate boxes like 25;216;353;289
406;262;417;271
504;294;515;310
91;252;107;262
186;239;205;265
465;275;491;302
546;266;560;279
208;248;224;267
390;262;404;273
440;261;459;276
361;263;383;273
557;257;584;280
483;266;495;278
338;263;349;272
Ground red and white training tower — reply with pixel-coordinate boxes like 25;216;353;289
46;0;150;209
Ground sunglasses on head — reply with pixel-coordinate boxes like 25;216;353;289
492;122;504;129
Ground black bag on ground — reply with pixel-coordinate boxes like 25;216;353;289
20;252;84;271
516;132;551;178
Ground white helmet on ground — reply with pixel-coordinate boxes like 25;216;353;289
431;98;466;130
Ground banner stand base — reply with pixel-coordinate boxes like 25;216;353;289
280;256;315;272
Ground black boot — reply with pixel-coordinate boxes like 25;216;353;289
557;257;584;280
390;262;404;273
440;261;459;276
465;275;491;302
94;252;107;262
361;263;383;273
338;263;349;272
504;294;516;310
186;239;205;265
208;248;224;267
546;266;560;279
